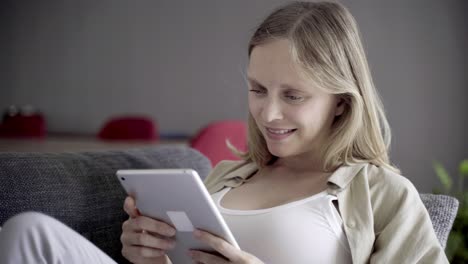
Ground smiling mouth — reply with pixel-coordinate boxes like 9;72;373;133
266;128;297;134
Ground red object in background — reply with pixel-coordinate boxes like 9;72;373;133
0;114;47;138
190;120;247;166
98;116;159;141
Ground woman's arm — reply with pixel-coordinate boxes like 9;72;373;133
370;177;449;263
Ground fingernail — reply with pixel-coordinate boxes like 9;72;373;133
167;228;176;236
193;230;202;237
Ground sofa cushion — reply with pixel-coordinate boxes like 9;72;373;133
0;146;211;263
420;193;459;248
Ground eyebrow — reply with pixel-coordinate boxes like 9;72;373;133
247;76;305;92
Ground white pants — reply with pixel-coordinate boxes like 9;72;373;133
0;212;117;264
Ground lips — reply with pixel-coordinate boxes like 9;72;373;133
264;127;297;140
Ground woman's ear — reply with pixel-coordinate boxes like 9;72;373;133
335;98;345;116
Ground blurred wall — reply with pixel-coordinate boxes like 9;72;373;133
0;0;467;192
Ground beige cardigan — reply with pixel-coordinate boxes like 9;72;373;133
204;160;449;264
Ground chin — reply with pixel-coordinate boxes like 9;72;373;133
266;145;293;158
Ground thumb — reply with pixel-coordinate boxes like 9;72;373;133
123;196;140;218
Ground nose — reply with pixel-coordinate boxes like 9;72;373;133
260;97;283;122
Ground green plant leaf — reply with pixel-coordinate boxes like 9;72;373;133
461;207;468;218
433;161;452;192
459;159;468;176
432;188;442;195
445;232;463;261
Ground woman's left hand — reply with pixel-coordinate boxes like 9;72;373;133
189;229;264;264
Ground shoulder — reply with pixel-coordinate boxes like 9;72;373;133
332;162;417;198
345;163;422;221
204;160;250;182
204;160;256;194
360;164;425;231
364;164;419;197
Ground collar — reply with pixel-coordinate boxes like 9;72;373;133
327;163;367;189
222;161;367;190
222;161;259;186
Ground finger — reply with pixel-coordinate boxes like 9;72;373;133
121;231;176;250
123;256;167;264
121;246;169;263
123;196;139;218
123;216;176;237
194;229;240;261
122;245;167;258
189;250;230;264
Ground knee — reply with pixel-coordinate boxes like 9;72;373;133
0;213;73;263
1;212;60;237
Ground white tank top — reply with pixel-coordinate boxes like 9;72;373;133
211;187;352;264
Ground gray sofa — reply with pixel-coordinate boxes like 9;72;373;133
0;146;459;263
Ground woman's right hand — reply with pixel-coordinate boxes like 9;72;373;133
121;196;177;264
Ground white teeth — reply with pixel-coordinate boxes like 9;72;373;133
267;128;294;134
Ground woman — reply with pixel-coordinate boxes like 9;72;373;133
121;2;447;263
0;1;448;264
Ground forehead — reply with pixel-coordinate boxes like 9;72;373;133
247;39;310;89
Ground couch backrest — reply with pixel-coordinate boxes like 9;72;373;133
0;146;212;263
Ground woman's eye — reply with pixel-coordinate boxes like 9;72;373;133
285;95;303;101
249;89;265;95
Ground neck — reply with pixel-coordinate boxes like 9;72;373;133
271;154;327;174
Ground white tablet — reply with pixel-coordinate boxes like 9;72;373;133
116;169;239;263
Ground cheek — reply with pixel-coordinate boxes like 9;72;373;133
248;97;260;117
287;105;312;123
292;105;328;128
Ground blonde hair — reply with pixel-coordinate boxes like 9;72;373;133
233;1;399;173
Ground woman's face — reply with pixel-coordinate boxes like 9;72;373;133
247;39;344;159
